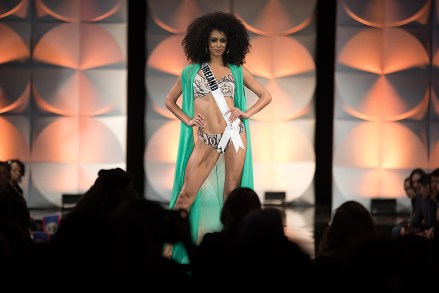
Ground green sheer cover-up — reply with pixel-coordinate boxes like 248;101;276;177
168;63;254;264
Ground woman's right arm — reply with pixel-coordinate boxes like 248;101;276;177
165;75;189;124
165;75;206;128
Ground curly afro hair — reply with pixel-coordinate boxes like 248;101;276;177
182;12;251;66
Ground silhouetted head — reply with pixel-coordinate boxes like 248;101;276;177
220;187;262;231
0;161;11;191
240;208;286;244
318;201;376;258
70;168;140;219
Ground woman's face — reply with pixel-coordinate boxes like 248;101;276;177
10;162;23;184
411;172;422;194
404;179;416;199
208;29;227;58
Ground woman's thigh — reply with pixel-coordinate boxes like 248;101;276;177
182;139;220;197
224;131;247;194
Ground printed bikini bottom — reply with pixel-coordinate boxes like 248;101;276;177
197;122;245;153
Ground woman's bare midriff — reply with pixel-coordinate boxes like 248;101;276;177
194;93;234;134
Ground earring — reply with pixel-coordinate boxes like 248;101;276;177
226;47;230;54
206;47;209;53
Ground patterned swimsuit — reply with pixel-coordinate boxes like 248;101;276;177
193;71;244;151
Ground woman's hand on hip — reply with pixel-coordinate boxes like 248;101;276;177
226;107;249;122
188;113;206;128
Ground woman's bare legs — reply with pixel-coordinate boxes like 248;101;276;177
174;139;221;211
163;138;220;258
165;130;246;258
223;131;247;200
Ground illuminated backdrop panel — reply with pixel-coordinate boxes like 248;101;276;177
0;0;127;207
333;0;438;212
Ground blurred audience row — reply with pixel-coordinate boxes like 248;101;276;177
393;167;439;239
1;163;438;291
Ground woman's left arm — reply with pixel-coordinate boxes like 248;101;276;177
227;66;272;122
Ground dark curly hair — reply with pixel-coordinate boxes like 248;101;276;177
182;12;251;66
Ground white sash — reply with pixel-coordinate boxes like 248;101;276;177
201;63;245;153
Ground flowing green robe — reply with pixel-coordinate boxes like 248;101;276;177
169;63;254;264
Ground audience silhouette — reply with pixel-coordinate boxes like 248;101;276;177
0;161;31;236
344;235;435;292
7;159;25;197
104;198;193;290
0;161;33;292
313;200;376;290
192;187;262;288
48;168;141;290
239;207;314;290
392;168;427;238
2;165;439;292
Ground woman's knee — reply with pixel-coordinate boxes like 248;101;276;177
174;189;194;211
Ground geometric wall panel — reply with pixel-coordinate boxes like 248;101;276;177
35;0;124;23
146;35;187;119
0;23;30;62
144;121;180;200
333;166;413;211
146;35;186;76
31;117;126;163
235;0;317;36
245;36;316;122
30;161;126;206
430;122;439;166
0;68;30;113
333;0;438;212
0;116;30;160
145;68;183;119
433;89;439;118
0;2;28;19
251;119;316;202
247;37;315;77
147;0;229;34
340;0;430;28
0;0;127;208
33;23;125;68
33;68;127;116
337;28;430;73
333;121;429;168
244;74;314;122
335;72;430;121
